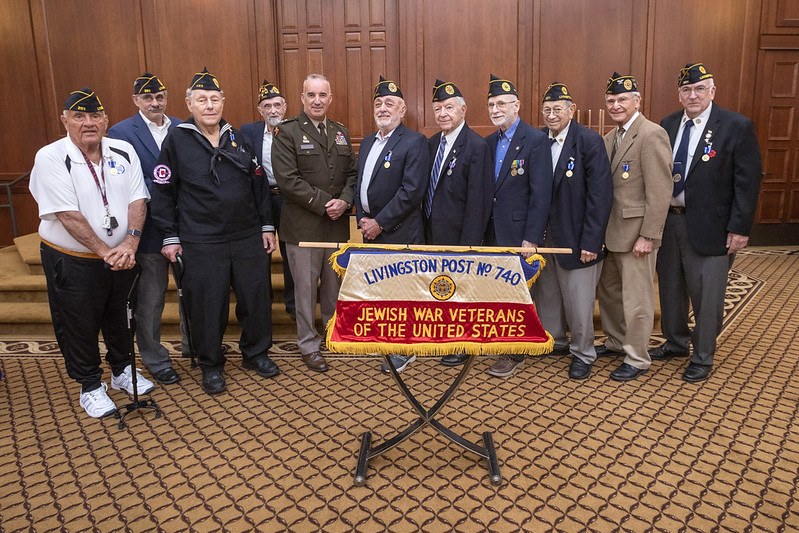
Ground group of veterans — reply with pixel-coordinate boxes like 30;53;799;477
29;62;761;419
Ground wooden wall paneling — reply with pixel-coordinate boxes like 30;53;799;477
143;0;257;129
252;0;281;122
649;0;755;122
538;0;641;134
419;0;521;137
1;0;49;173
398;0;425;132
754;51;799;225
41;0;144;128
332;0;399;143
762;0;799;34
519;0;538;127
275;0;337;125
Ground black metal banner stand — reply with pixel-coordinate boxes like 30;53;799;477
117;269;162;429
354;354;501;486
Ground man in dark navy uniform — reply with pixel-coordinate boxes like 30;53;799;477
150;67;278;395
423;79;493;366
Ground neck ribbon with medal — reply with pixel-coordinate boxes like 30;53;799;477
83;151;118;236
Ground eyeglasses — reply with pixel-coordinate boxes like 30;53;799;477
605;95;633;106
487;100;518;110
679;85;711;97
541;106;570;116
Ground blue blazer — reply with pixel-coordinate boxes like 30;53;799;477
355;123;429;244
660;105;762;256
239;120;267;166
108;113;180;253
544;121;613;270
484;119;552;246
424;124;493;245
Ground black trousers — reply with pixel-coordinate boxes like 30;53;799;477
271;193;295;314
41;243;136;391
181;233;273;370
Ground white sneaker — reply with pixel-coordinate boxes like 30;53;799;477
111;365;155;395
79;383;117;418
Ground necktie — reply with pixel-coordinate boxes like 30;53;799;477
672;119;694;197
425;136;447;217
318;121;327;141
611;126;625;161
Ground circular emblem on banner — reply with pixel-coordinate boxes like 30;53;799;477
623;79;633;90
388;82;397;93
445;84;455;95
430;275;456;301
699;65;706;74
153;164;172;184
501;82;511;92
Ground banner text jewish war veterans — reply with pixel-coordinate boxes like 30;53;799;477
326;245;554;356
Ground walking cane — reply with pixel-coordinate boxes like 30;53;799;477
170;253;197;369
117;266;162;429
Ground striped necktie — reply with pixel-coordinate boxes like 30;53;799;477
425;136;447;217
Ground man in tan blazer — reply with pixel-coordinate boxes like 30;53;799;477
596;73;672;381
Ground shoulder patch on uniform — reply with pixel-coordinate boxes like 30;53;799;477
153;164;172;184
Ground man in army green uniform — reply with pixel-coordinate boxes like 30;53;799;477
271;74;357;372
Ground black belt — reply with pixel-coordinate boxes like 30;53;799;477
269;185;281;196
669;206;686;214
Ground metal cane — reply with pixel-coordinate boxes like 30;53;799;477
117;266;162;429
170;253;197;369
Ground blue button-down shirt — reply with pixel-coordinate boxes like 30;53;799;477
495;117;520;180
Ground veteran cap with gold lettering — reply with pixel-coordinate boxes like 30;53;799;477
678;63;713;86
606;72;638;94
63;88;104;112
258;79;282;102
189;67;221;91
542;81;573;103
487;74;517;98
432;79;462;102
373;75;403;99
133;72;166;95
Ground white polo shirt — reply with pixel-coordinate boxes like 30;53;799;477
29;136;149;252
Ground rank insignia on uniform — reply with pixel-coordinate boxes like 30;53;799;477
153;164;172;184
335;131;348;145
302;135;310;143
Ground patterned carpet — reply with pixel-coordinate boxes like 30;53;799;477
0;249;797;531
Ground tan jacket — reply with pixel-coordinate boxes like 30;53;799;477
602;113;673;252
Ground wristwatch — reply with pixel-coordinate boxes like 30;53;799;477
127;229;142;238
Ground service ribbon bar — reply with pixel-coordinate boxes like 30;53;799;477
326;245;554;356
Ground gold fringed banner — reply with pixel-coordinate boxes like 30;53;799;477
326;245;553;356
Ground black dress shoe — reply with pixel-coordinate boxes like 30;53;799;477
202;369;227;395
549;346;571;356
569;358;591;380
243;355;280;378
595;345;624;357
441;354;468;366
649;344;689;361
683;363;711;383
610;362;648;382
152;367;180;385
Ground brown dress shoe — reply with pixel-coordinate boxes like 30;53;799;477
302;351;329;372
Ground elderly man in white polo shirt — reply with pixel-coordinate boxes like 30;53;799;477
30;88;153;419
